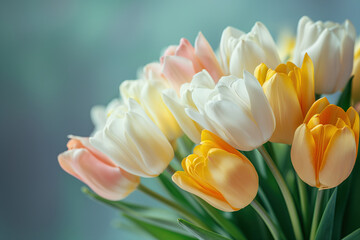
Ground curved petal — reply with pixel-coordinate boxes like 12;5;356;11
206;149;258;210
319;127;357;188
291;124;317;187
304;97;330;123
172;171;234;212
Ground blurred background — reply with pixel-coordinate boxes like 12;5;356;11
1;0;360;239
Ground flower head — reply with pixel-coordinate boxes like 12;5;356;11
291;97;359;189
58;136;140;200
172;130;258;212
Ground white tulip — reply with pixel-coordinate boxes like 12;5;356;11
220;22;281;78
120;63;182;142
164;70;275;150
90;99;174;178
293;16;356;94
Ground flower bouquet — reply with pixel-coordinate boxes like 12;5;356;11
58;16;360;240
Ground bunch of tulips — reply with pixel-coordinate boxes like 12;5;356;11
58;16;360;240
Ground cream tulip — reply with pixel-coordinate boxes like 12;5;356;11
172;130;258;212
90;99;174;178
219;22;281;78
58;136;140;200
293;16;356;94
120;63;182;142
291;97;359;189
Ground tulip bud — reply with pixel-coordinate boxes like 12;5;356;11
293;16;356;94
291;97;359;189
58;136;140;200
172;130;259;212
120;63;182;142
254;54;315;144
90;99;174;178
162;32;223;93
219;22;281;78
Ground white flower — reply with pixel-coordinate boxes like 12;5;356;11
293;16;356;94
164;70;275;150
219;22;281;78
90;99;174;178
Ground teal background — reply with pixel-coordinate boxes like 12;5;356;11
1;0;360;239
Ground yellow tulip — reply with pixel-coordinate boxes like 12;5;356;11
172;130;258;212
254;53;315;144
291;97;359;189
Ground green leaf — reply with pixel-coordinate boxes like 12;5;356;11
315;189;338;240
123;213;197;240
178;219;231;240
342;228;360;240
337;76;353;111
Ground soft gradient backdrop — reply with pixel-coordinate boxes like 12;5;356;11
1;0;360;239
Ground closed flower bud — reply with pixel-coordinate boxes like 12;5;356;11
162;33;223;93
90;99;174;178
172;130;258;212
120;63;182;142
293;16;356;94
254;54;315;144
291;97;359;189
58;136;140;200
219;22;281;78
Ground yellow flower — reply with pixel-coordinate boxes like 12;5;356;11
254;53;315;144
291;97;359;189
172;130;258;212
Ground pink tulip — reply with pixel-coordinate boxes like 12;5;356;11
161;32;223;93
58;136;140;200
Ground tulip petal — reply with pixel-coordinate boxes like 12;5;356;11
244;71;276;143
58;149;140;201
162;56;196;93
291;124;317;187
195;32;223;82
206;149;258;210
304;97;330;123
262;73;303;144
172;171;234;212
162;89;202;143
176;38;202;72
319;127;357;188
299;53;315;115
346;107;359;150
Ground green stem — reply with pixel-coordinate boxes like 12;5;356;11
195;197;247;240
297;176;310;235
258;145;303;240
310;190;324;240
250;200;284;240
137;184;208;230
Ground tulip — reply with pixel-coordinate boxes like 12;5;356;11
291;97;359;189
254;53;315;144
172;130;259;212
293;16;356;94
179;70;275;150
90;99;174;178
58;136;140;200
277;30;296;62
120;63;182;142
352;46;360;105
219;22;281;78
161;32;223;93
